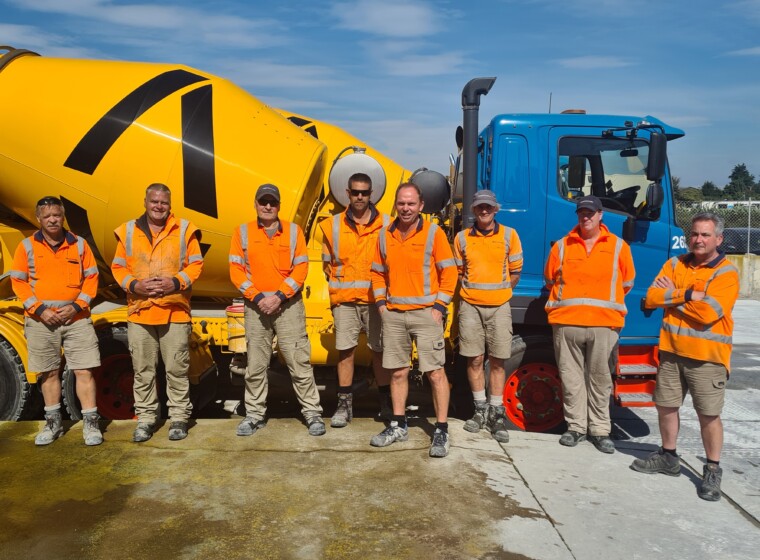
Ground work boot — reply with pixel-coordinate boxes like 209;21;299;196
133;422;155;443
487;405;510;443
463;403;488;433
168;421;188;441
698;464;723;502
370;421;408;447
82;412;103;446
330;393;353;428
307;416;326;436
236;416;266;436
429;428;450;458
35;410;63;446
588;434;615;454
630;448;681;476
558;430;586;447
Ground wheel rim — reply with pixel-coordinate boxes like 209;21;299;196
503;362;563;432
93;353;135;420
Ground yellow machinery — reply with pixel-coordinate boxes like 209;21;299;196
0;47;418;420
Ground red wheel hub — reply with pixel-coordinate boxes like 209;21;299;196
93;353;135;420
503;362;563;432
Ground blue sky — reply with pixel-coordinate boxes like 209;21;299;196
2;0;759;189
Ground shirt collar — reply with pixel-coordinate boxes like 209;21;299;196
388;215;423;234
684;250;725;269
345;203;380;228
34;229;75;247
257;218;283;233
468;222;501;237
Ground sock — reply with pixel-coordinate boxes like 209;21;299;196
706;458;720;467
435;422;449;433
81;407;98;415
489;395;503;407
337;386;352;395
391;415;407;428
472;390;486;404
662;447;677;457
44;403;61;413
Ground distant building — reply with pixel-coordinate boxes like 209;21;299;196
699;200;760;210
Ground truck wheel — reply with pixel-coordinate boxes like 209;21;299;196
501;334;564;433
0;337;41;420
62;340;136;420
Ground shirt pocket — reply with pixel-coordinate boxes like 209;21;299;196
66;247;83;288
278;236;294;273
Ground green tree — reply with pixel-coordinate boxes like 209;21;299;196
701;180;722;200
678;187;703;203
723;163;755;200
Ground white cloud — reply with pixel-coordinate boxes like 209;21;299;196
726;46;760;56
330;0;443;38
0;23;96;58
556;55;636;69
216;60;339;90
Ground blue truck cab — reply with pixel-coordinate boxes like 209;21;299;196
457;78;686;431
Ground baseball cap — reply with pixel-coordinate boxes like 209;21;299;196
256;183;280;202
575;195;602;213
471;190;499;207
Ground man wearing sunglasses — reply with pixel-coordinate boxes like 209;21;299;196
11;196;103;446
320;173;391;428
230;183;325;437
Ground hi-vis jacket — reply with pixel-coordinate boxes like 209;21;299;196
454;222;523;306
112;213;203;323
320;205;390;306
11;230;98;322
645;252;739;370
544;223;634;328
371;217;457;313
229;219;308;303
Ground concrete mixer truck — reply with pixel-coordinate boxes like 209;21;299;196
0;47;685;432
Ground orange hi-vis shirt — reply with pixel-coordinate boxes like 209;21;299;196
320;205;390;306
11;230;98;322
645;252;739;370
454;222;523;306
544;223;635;328
112;213;203;325
371;217;457;313
229;219;308;303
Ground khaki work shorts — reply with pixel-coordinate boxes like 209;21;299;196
381;307;445;373
332;303;382;352
458;300;513;359
654;351;727;416
24;316;101;373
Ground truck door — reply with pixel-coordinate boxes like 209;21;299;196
545;127;674;340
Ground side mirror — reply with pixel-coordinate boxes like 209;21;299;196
638;182;664;221
646;132;667;181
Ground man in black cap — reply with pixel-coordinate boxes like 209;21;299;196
229;184;325;436
543;195;635;453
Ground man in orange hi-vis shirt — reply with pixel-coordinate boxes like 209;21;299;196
11;196;103;447
544;195;634;455
370;182;458;458
112;183;204;443
229;184;325;437
631;212;739;502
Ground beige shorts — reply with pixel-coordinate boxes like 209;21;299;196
458;300;513;359
24;316;101;373
654;351;727;416
381;307;445;372
332;303;382;352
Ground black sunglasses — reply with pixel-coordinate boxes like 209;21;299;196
348;189;371;197
258;198;279;207
36;196;63;207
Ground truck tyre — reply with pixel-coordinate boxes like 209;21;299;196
0;337;41;420
501;334;564;433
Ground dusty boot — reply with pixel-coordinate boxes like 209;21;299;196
331;393;353;428
487;405;510;443
82;412;104;446
463;403;488;433
35;410;63;446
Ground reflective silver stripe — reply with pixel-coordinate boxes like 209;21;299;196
622;280;634;288
705;263;739;291
112;257;127;267
701;295;724;318
454;258;463;266
328;280;372;289
502;226;512;284
188;254;203;263
229;255;245;265
240;223;249;275
437;292;453;304
321;254;331;262
608;237;623;301
42;299;76;307
178;271;191;287
378;228;387;261
78;293;92;304
436;258;457;269
285;277;300;292
662;322;732;345
371;263;387;273
668;256;679;271
83;266;98;276
289;224;298;268
239;280;253;293
545;297;627;313
76;237;86;279
422;223;438;295
331;215;343;278
9;270;27;280
293;255;309;265
663;289;676;304
125;220;135;257
382;214;390;227
374;288;387;298
462;280;512;290
556;238;566;302
179;219;189;265
22;238;35;288
508;253;522;263
120;275;136;290
24;296;38;309
389;294;438;305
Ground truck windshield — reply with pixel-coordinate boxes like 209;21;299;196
558;137;650;216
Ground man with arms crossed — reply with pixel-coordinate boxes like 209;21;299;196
370;183;458;457
631;212;739;502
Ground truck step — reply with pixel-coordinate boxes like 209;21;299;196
617;393;654;405
618;363;658;375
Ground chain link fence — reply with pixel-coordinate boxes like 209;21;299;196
675;202;760;255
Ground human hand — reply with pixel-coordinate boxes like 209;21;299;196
653;275;676;289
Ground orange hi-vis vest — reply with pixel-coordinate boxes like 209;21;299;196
371;217;457;313
111;213;203;320
10;230;98;321
544;223;635;328
645;252;739;370
454;222;523;306
320;205;390;306
229;219;308;302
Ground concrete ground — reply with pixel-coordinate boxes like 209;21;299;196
1;301;759;559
